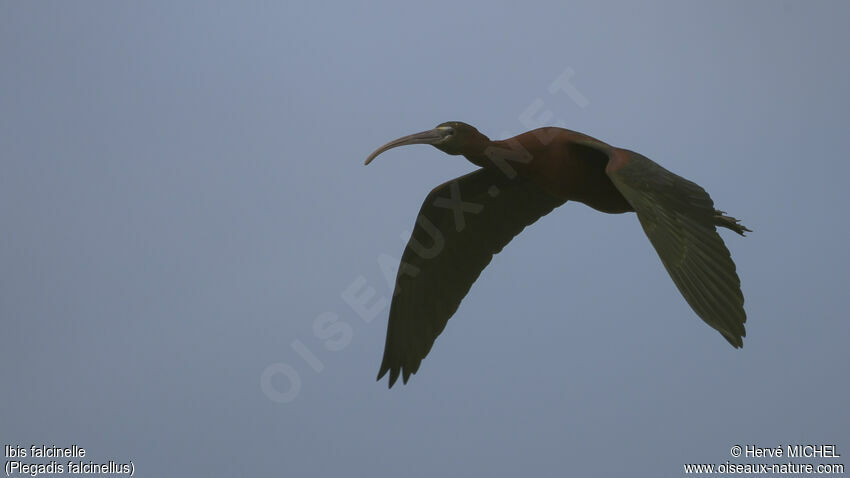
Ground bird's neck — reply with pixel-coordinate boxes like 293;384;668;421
460;133;501;167
463;136;535;178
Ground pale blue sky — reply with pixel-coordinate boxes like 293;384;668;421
2;1;849;476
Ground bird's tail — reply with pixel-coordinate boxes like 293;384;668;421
714;210;751;236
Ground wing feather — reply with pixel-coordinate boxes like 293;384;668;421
606;150;747;347
378;167;566;387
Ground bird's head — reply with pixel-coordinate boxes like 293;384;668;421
365;121;486;165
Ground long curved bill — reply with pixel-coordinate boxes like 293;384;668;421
364;127;452;165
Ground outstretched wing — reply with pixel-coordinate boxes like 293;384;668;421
379;167;566;387
606;149;746;347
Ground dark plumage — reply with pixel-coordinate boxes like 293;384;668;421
366;122;749;387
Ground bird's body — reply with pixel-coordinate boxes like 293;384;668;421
366;122;750;387
483;127;634;213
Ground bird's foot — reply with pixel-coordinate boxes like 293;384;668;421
714;210;751;236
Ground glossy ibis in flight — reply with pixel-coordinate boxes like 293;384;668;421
366;122;750;387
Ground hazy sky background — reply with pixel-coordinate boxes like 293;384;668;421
2;1;849;476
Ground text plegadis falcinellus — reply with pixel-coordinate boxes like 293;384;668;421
366;121;750;387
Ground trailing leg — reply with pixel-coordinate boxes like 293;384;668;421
714;210;751;236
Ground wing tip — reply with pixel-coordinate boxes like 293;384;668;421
376;362;402;388
376;368;397;389
377;361;419;388
721;328;745;349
